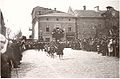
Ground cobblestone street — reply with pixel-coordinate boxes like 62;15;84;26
11;48;119;78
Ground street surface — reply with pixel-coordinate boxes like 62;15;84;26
11;48;119;78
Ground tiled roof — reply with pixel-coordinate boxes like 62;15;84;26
74;10;106;17
39;12;75;17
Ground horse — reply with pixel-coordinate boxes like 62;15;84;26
47;45;56;58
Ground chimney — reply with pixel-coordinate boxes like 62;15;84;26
83;6;86;10
94;6;99;11
96;6;99;11
54;8;56;11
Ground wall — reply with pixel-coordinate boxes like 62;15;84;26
77;17;105;40
38;17;76;42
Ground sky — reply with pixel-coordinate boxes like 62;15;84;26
0;0;119;38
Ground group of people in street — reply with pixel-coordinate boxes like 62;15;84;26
1;32;119;78
96;37;119;57
68;36;119;58
36;39;65;60
24;35;119;59
22;38;65;60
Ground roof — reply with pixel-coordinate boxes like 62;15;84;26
31;6;64;15
74;10;106;17
68;6;75;15
31;6;65;20
39;12;75;17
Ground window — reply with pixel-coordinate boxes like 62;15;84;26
56;18;59;21
46;18;49;21
46;27;49;32
68;27;72;32
69;19;71;21
45;38;50;42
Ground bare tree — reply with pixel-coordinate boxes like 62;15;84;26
6;27;11;40
15;29;22;40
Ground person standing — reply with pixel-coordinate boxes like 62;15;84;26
57;41;64;59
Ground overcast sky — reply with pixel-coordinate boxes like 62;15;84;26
0;0;119;38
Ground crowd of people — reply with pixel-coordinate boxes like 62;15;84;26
0;34;26;78
22;38;65;60
0;33;119;78
0;36;65;77
67;36;119;58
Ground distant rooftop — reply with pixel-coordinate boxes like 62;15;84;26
74;10;106;17
31;6;64;15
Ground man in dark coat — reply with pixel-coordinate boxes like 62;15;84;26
11;41;22;67
57;42;64;59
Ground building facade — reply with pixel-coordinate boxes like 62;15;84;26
31;6;64;39
0;10;6;36
31;6;119;42
101;6;119;37
37;12;76;42
74;9;105;40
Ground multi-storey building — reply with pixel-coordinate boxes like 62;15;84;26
31;6;119;42
37;12;76;42
31;6;64;39
102;6;119;37
0;9;6;36
73;6;105;39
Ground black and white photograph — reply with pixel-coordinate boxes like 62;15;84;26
0;0;119;78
